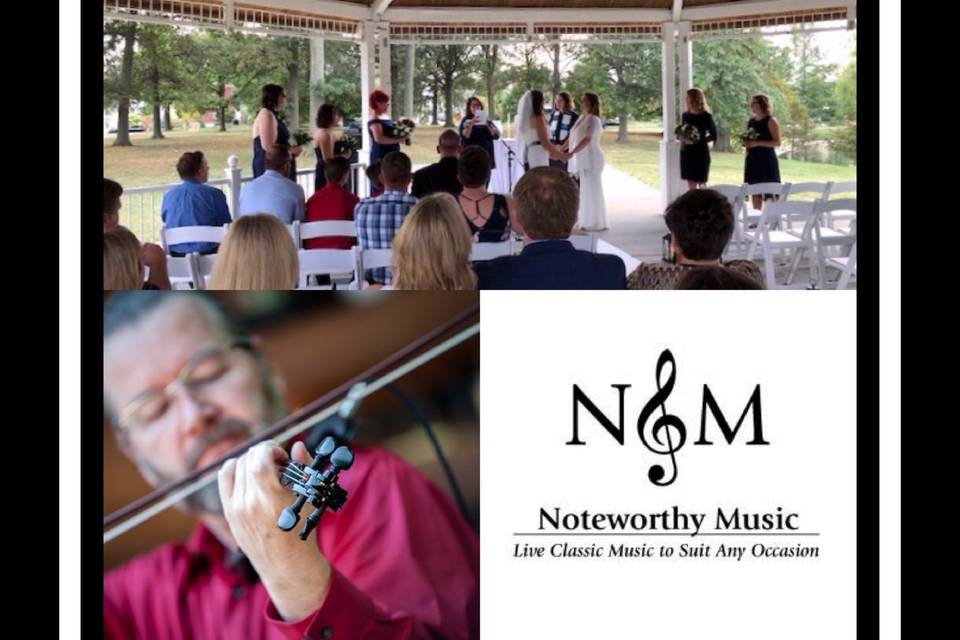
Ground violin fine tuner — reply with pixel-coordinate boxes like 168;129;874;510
277;435;355;540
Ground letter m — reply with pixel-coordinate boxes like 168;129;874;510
696;384;769;445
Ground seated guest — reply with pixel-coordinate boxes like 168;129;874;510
412;129;463;199
304;156;359;250
238;145;305;224
208;214;298;290
160;151;232;256
675;264;764;290
102;294;480;639
354;151;416;285
104;178;123;231
455;146;522;242
366;160;384;197
103;227;171;290
388;193;477;290
473;167;626;290
626;188;764;290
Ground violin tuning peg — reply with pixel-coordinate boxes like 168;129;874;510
330;446;354;471
277;507;300;531
316;436;337;457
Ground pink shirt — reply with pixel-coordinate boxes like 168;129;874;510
104;445;480;639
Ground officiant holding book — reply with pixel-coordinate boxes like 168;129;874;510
459;96;500;171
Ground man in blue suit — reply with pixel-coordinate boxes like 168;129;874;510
474;167;625;289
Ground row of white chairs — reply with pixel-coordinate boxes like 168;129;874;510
160;219;599;290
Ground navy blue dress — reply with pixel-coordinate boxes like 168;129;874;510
744;115;781;184
368;118;401;165
252;109;296;181
459;118;499;169
459;193;510;242
314;146;327;192
679;111;717;183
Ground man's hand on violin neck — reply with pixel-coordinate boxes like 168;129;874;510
218;441;333;621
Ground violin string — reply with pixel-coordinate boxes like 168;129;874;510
103;321;480;544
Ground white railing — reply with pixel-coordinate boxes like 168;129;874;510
118;154;368;244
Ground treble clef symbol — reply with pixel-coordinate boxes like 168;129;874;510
636;349;686;486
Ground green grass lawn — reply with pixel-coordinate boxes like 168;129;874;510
105;125;856;242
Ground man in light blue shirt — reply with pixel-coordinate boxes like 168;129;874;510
238;145;305;224
160;151;233;255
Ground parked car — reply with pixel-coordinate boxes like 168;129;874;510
108;124;146;134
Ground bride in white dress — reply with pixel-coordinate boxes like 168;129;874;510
563;92;607;231
515;90;562;170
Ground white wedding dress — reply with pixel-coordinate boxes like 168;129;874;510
567;113;607;230
515;91;549;169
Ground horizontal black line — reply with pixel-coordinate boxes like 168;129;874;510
513;532;820;537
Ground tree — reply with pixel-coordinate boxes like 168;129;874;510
313;41;361;121
692;38;789;152
567;43;661;143
423;45;477;126
498;45;552;126
104;21;137;146
134;25;183;139
480;45;500;119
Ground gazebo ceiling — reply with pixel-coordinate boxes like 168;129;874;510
103;0;855;41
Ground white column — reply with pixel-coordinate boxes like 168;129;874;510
659;21;683;210
379;35;392;104
678;22;693;110
405;44;415;119
309;37;325;134
360;21;376;166
225;155;241;219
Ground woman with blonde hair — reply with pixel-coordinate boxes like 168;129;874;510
209;214;298;290
103;226;145;290
679;88;718;190
390;193;478;290
103;226;171;290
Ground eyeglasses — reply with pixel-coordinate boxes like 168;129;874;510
117;339;254;435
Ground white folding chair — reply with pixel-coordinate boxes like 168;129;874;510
825;180;857;199
165;253;201;290
744;200;819;289
709;184;747;255
160;224;229;255
297;248;361;290
811;199;857;285
470;240;514;262
295;220;358;248
358;248;393;284
568;232;597;253
823;240;856;289
192;254;218;291
782;182;829;201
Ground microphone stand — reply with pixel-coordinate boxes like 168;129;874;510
499;138;518;193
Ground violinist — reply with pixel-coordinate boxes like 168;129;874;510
102;293;479;639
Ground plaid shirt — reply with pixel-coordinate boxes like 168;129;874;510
549;110;579;145
354;189;417;284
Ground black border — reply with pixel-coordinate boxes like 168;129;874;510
83;3;881;637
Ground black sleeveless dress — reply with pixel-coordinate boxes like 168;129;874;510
459;118;498;169
314;146;327;192
459;193;511;242
252;109;296;181
368;118;401;165
679;111;717;183
743;115;781;184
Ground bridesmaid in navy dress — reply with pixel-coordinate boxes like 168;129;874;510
312;104;348;192
251;84;301;181
743;93;782;211
679;88;717;190
367;90;407;165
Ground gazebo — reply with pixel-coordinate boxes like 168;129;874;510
103;0;856;209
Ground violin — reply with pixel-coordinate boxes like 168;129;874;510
103;304;480;544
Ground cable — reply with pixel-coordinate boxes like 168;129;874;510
384;383;475;531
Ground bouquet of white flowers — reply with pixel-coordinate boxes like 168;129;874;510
674;123;701;143
394;118;416;145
